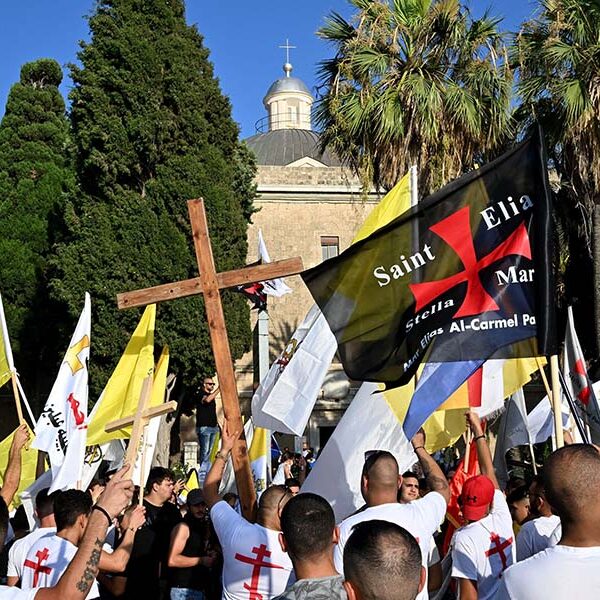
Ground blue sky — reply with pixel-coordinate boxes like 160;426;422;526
1;0;540;140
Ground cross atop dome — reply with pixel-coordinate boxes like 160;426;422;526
279;39;297;77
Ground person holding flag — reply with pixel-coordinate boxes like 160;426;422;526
451;412;514;600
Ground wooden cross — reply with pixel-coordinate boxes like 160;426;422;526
104;375;177;477
116;199;304;519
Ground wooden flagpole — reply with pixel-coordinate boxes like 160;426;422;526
549;355;564;449
139;425;148;506
10;372;25;425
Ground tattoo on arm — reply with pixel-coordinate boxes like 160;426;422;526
420;456;449;493
76;538;103;593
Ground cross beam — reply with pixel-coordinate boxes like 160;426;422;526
116;198;304;520
105;401;178;434
116;257;303;310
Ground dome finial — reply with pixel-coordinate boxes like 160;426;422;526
279;38;296;78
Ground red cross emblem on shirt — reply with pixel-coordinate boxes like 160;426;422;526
485;532;513;573
234;543;285;600
409;206;531;318
24;547;52;587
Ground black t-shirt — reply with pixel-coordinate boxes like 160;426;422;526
123;500;181;599
168;514;211;591
196;392;217;427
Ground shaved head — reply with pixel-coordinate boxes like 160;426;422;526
363;452;399;490
544;444;600;524
257;484;292;527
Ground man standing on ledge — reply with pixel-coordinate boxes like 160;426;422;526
196;376;220;466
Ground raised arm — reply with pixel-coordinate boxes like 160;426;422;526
411;428;450;503
202;386;220;404
203;420;240;508
36;464;134;600
98;504;146;573
0;424;30;506
465;411;499;489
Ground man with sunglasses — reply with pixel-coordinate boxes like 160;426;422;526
333;431;450;600
196;376;220;466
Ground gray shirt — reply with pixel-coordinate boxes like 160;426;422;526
273;575;348;600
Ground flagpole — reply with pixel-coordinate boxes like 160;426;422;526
549;356;565;449
10;371;25;425
139;425;148;507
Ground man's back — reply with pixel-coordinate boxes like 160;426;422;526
516;514;560;561
7;527;56;583
273;575;346;600
21;534;99;599
451;490;514;600
497;544;600;599
210;500;294;600
334;494;446;600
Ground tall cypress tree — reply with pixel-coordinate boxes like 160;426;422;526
0;59;74;398
52;0;255;397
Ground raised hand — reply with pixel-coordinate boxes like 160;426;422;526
96;464;134;519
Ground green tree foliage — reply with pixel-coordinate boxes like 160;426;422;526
51;0;256;397
0;58;74;391
513;0;600;353
316;0;514;194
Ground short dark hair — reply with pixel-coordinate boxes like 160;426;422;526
344;520;422;600
54;490;93;531
284;477;301;489
35;488;56;518
402;471;419;481
145;467;175;494
280;451;294;463
507;484;529;505
280;493;335;561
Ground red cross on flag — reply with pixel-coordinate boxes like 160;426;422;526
302;128;556;388
33;293;91;492
563;305;600;442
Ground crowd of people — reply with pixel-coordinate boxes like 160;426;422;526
1;409;600;600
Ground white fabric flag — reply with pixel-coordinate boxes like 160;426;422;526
493;391;568;488
563;305;600;442
302;382;416;522
32;293;91;492
132;418;160;488
252;304;336;435
258;230;292;297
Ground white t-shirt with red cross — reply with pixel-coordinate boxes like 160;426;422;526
210;500;295;600
333;492;447;600
20;534;100;599
516;514;560;561
451;489;515;600
7;527;56;582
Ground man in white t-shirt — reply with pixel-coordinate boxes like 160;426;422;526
0;464;135;600
204;421;295;600
497;444;600;599
515;474;560;561
334;429;450;600
451;412;514;600
7;487;57;586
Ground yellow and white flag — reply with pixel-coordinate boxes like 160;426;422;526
33;293;91;492
252;173;413;435
87;304;156;446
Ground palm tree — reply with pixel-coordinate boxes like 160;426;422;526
513;0;600;353
315;0;514;195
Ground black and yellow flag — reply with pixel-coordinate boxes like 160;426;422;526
302;129;556;388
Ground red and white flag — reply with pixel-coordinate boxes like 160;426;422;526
33;293;91;492
563;305;600;442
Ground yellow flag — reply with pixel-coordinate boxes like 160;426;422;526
86;305;156;445
248;424;269;495
0;426;37;508
352;173;411;244
0;293;15;389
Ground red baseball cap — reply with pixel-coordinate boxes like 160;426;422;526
461;475;495;521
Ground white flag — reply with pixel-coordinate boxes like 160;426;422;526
33;293;91;492
251;304;336;435
302;382;416;521
563;305;600;442
258;230;292;297
492;391;567;489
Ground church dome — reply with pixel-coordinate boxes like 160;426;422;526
263;76;311;104
245;129;342;167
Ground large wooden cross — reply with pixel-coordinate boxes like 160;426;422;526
116;199;304;519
